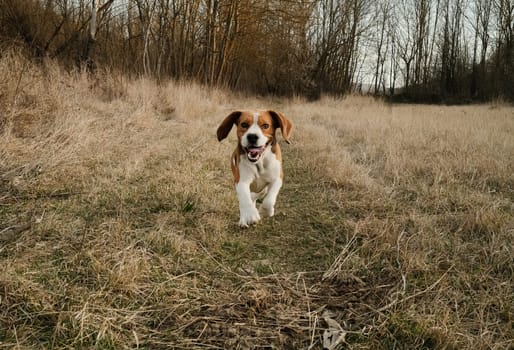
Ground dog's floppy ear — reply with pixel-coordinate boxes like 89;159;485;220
217;111;242;141
269;110;293;144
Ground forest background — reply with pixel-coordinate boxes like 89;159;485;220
1;0;513;103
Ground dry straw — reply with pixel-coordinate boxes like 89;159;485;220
1;50;513;349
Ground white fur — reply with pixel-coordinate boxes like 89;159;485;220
241;112;268;149
237;146;282;228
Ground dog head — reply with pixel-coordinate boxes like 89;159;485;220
217;110;293;162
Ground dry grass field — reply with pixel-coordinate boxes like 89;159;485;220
1;51;513;349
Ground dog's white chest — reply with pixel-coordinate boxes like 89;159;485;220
242;148;280;183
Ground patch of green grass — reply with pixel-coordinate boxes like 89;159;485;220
378;313;449;349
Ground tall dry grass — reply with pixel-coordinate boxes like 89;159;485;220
1;51;513;349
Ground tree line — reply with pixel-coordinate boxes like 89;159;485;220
1;0;512;102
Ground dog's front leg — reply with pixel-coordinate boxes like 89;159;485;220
236;182;261;227
260;178;282;217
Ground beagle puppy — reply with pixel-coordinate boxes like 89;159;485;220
217;110;293;227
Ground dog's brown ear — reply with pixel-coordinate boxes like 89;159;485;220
269;110;293;144
217;111;242;141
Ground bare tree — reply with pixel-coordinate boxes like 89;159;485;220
439;0;465;98
1;0;512;101
470;0;492;98
492;0;514;98
372;0;391;94
310;0;372;94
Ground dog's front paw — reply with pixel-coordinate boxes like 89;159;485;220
239;207;261;228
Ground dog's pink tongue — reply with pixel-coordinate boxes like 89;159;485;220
248;148;261;157
247;146;264;160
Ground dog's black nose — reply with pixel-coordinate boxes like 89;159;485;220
247;133;259;144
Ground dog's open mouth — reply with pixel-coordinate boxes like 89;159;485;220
246;146;265;162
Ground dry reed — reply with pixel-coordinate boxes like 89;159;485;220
1;51;513;349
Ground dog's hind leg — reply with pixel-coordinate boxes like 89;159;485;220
251;187;268;205
260;179;282;217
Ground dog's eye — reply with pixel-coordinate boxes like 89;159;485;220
262;124;270;129
241;122;249;129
